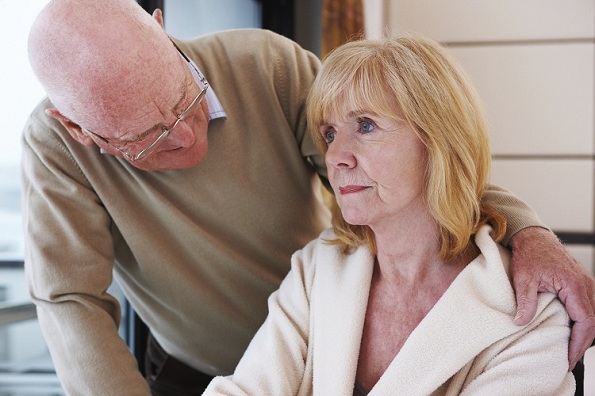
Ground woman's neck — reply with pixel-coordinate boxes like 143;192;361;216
372;208;453;284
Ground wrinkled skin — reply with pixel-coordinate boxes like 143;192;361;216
509;226;595;370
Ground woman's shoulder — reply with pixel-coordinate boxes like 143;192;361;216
472;224;569;324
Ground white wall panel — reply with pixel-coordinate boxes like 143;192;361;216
490;159;594;231
385;0;595;42
450;43;595;156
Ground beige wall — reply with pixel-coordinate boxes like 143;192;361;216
365;0;595;275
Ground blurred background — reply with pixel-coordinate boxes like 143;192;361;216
0;0;593;394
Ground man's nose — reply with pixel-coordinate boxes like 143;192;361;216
165;121;196;148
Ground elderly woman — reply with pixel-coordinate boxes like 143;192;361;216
204;35;575;395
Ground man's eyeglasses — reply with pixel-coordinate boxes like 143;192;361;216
83;42;209;162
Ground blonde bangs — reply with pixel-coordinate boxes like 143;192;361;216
308;41;404;154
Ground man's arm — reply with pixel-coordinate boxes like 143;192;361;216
21;108;150;395
484;184;595;369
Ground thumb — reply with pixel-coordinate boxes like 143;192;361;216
514;279;539;326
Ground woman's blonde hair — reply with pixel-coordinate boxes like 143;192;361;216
307;34;506;261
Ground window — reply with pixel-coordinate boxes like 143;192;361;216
163;0;261;39
0;1;60;394
0;1;49;263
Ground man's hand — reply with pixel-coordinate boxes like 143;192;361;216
509;226;595;370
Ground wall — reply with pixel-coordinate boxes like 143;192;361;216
365;0;595;276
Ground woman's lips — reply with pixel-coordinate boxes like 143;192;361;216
338;185;368;195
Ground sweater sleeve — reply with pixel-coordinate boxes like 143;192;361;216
483;183;548;245
204;241;318;395
21;104;150;395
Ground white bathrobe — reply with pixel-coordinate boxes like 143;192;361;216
205;225;575;395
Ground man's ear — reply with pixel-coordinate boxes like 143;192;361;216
45;108;94;147
152;8;164;28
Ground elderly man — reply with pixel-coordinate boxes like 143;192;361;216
23;0;594;394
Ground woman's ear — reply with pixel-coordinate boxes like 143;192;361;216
45;108;95;147
152;8;164;28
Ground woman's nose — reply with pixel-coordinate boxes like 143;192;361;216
325;132;356;169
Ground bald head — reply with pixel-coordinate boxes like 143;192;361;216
28;0;181;130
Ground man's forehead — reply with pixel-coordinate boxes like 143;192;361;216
79;57;189;140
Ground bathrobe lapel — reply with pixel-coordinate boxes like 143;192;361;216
310;244;375;395
311;226;521;395
371;227;518;395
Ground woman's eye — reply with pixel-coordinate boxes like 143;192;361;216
322;129;336;144
359;119;375;133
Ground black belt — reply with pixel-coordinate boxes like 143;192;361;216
144;333;214;395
